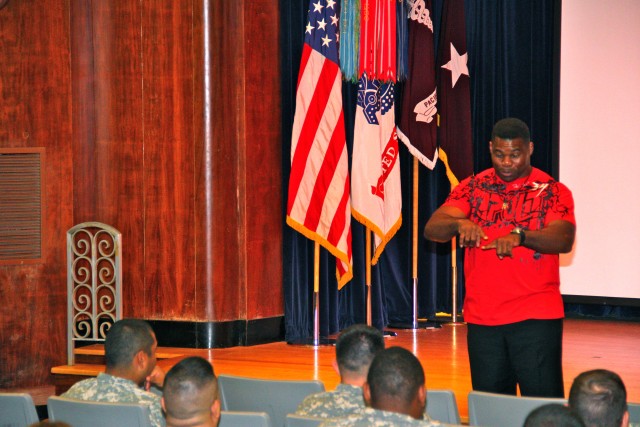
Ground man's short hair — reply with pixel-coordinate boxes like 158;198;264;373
335;324;384;376
366;347;424;405
524;403;585;427
163;356;218;421
569;369;628;427
104;319;155;369
491;118;530;142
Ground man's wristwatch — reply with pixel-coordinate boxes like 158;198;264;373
510;227;526;246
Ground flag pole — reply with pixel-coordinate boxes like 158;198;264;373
366;228;372;326
412;156;420;328
450;185;461;324
313;241;320;345
451;238;459;323
386;157;440;330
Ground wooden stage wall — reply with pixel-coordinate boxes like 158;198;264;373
0;0;282;389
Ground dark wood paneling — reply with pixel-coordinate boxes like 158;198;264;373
243;1;284;318
142;0;197;318
1;0;285;389
209;0;244;320
86;1;147;316
0;0;72;387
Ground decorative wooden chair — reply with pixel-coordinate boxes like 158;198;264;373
66;222;122;365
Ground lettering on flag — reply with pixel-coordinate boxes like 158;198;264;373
397;0;438;169
371;133;399;200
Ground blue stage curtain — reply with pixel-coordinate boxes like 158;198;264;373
281;0;560;342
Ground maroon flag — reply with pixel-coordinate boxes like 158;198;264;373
397;0;438;169
287;0;353;288
437;0;473;186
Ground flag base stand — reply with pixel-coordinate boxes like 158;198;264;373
387;320;442;330
288;337;336;347
429;313;465;325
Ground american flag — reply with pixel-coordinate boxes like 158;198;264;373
286;0;353;288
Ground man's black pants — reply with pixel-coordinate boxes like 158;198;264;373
467;318;564;397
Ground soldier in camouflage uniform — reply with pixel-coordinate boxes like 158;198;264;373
62;319;166;427
295;324;384;419
162;356;220;427
320;347;445;427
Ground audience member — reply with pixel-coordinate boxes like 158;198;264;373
62;318;166;427
320;346;442;426
569;369;630;427
162;356;220;427
295;324;384;418
524;403;585;427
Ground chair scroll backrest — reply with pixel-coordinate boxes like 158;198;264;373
0;392;39;426
48;396;151;427
218;374;324;427
426;389;461;425
468;391;567;427
219;411;272;427
67;222;122;365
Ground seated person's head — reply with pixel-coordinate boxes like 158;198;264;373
105;319;157;386
524;403;585;427
568;369;629;427
363;346;426;420
162;356;220;427
335;324;384;384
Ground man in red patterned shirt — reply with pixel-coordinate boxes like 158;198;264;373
424;118;576;397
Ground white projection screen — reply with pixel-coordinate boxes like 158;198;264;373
559;0;640;300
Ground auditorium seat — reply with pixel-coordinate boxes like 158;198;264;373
427;389;461;424
218;374;324;427
285;413;324;427
0;392;39;426
219;410;271;427
629;402;640;423
468;390;567;427
47;395;151;427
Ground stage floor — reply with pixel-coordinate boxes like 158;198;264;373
152;318;640;421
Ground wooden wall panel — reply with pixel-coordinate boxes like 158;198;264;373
141;1;197;318
208;0;245;320
1;0;284;389
80;1;147;317
0;0;72;387
243;2;284;318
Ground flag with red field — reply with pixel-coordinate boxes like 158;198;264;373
397;0;438;168
286;0;353;288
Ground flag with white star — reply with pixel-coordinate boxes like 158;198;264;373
437;0;473;186
287;0;353;288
